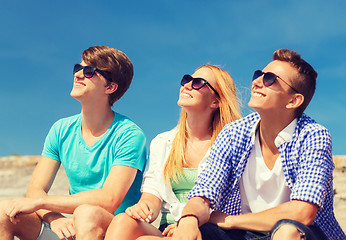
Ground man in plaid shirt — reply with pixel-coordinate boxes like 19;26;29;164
172;49;345;240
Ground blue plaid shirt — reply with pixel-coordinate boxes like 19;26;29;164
188;112;345;240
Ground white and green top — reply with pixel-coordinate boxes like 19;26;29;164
141;129;209;222
160;168;199;225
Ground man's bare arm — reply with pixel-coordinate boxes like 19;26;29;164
209;200;318;231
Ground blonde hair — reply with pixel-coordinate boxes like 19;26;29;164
163;65;241;182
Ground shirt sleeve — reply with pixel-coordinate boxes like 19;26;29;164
290;125;334;208
140;134;166;201
112;126;147;172
188;125;233;209
41;120;61;161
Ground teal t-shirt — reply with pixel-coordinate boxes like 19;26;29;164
42;112;147;214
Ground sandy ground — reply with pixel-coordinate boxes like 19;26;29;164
333;155;346;232
1;155;345;234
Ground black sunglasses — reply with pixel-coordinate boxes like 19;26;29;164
252;70;299;93
181;74;220;98
73;64;113;82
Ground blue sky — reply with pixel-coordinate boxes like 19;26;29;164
0;0;345;156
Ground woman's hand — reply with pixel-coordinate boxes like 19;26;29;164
162;223;177;237
125;201;154;223
171;216;202;240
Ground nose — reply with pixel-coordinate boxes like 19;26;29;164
74;69;84;80
182;80;193;90
252;75;263;88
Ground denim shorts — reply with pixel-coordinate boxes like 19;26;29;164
200;223;271;240
271;219;327;240
200;219;327;240
36;222;60;240
36;221;75;240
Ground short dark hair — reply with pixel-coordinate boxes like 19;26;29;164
273;49;317;116
82;46;134;106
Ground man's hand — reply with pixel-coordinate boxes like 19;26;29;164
50;217;76;240
5;198;42;224
172;216;202;240
209;210;232;229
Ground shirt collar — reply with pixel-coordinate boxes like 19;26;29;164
274;118;298;147
249;118;298;147
250;119;261;144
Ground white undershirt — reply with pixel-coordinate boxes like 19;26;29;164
239;119;297;214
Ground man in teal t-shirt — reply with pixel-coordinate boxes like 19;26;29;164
0;46;147;240
42;112;146;215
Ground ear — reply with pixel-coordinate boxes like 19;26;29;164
105;82;118;94
286;93;304;110
210;99;219;109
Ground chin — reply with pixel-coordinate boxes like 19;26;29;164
248;102;263;113
70;90;82;100
248;100;257;109
177;99;188;108
248;97;266;109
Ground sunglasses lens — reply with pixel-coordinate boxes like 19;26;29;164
192;78;206;90
181;75;208;90
73;64;83;75
83;66;95;78
263;72;276;87
252;70;263;81
181;75;192;86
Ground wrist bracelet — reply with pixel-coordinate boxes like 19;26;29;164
177;214;200;227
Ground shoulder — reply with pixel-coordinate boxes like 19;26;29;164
54;114;80;126
150;128;177;148
223;112;259;134
113;112;146;137
296;114;331;138
292;114;332;160
49;114;81;133
211;113;259;150
113;112;142;129
153;128;177;141
60;114;80;122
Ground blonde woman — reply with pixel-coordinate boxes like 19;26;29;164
104;65;241;240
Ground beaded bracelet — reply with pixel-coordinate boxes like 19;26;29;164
176;214;200;227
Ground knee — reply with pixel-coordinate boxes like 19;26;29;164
74;204;110;239
0;199;13;223
107;213;137;234
74;204;103;221
73;204;106;230
105;213;146;239
74;204;116;239
0;199;29;237
272;223;301;240
110;212;136;227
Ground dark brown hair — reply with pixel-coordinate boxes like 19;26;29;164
82;46;134;106
273;49;317;116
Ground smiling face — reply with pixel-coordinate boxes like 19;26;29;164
248;60;300;115
70;61;115;105
177;67;219;113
